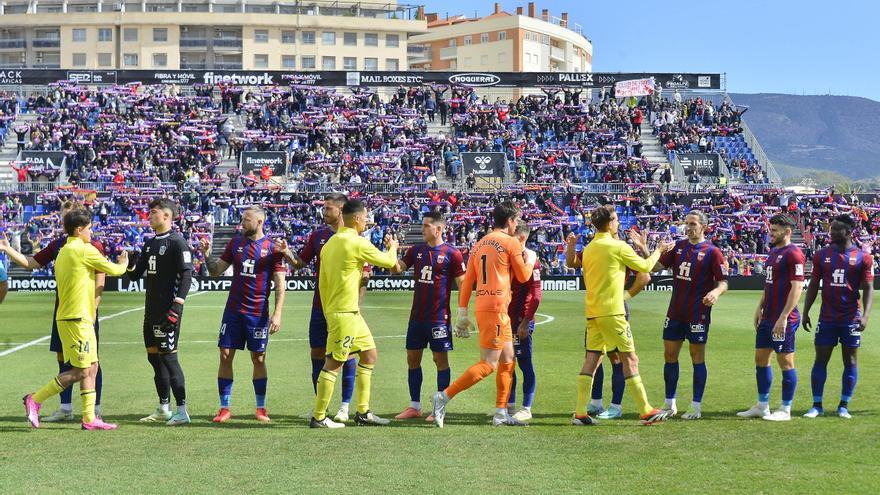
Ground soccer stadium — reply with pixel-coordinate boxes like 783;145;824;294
0;1;877;493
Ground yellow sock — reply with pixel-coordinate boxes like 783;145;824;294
81;389;96;424
313;369;337;421
575;374;593;417
354;363;374;414
32;377;65;404
625;375;654;416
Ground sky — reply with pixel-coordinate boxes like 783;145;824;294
422;0;880;101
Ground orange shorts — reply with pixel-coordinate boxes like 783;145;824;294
476;311;512;350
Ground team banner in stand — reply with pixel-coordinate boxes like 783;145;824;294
461;152;507;178
19;150;66;170
678;153;721;177
614;77;656;98
0;69;722;89
240;151;288;178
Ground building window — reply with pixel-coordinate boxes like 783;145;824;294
254;54;268;68
152;53;167;67
124;53;139;67
282;55;296;69
498;52;506;64
153;28;168;42
364;57;378;70
525;32;531;41
480;33;489;43
542;34;550;44
386;34;399;47
124;28;138;42
322;56;336;70
449;39;457;47
302;31;315;44
499;31;507;41
98;28;112;42
463;57;472;68
301;56;316;69
254;29;269;43
281;30;296;44
98;53;112;67
72;29;87;42
72;53;86;67
463;35;472;45
385;58;399;71
343;32;357;46
480;55;488;65
322;32;336;45
364;33;378;46
343;57;356;70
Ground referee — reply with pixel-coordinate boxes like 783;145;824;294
23;209;128;430
311;199;398;428
128;198;194;426
572;205;675;426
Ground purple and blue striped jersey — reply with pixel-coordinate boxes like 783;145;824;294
762;243;806;324
403;243;466;323
509;257;542;322
298;227;335;311
812;245;874;323
659;239;728;324
221;235;286;316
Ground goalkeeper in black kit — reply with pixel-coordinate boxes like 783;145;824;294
127;198;194;426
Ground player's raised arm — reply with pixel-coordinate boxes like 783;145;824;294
357;234;398;269
0;234;43;270
276;237;305;269
200;237;231;277
565;232;581;269
621;238;672;273
509;236;536;284
127;243;150;281
390;245;412;274
82;243;127;277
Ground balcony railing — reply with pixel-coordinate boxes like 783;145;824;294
439;46;457;60
0;40;26;49
179;38;208;47
213;38;243;48
32;40;61;48
213;63;242;70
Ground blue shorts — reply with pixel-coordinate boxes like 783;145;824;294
512;319;535;360
51;313;99;353
309;308;328;349
218;310;270;353
756;319;799;353
815;321;861;348
406;321;453;352
663;318;709;344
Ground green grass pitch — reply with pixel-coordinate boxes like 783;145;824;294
1;290;878;493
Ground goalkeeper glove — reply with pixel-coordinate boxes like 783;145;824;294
454;307;472;338
162;301;183;332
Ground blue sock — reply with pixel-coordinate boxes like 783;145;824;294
756;366;772;403
310;358;323;394
218;377;233;408
340;358;356;404
59;361;73;406
509;372;517;405
519;357;536;408
810;361;827;406
95;364;103;407
437;368;451;392
253;377;267;409
591;363;604;400
408;367;423;403
781;369;797;406
841;365;858;403
611;363;625;405
692;362;707;403
664;362;679;400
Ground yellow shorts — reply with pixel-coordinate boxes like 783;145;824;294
585;315;634;354
325;312;376;363
57;319;98;369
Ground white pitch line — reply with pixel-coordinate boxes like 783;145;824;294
0;292;206;357
534;313;555;326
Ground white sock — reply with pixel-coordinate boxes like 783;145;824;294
610;403;622;410
665;398;677;409
177;405;187;415
339;402;350;413
690;402;701;411
495;407;508;416
521;406;531;412
160;403;171;413
411;401;421;410
590;399;603;408
758;401;769;409
60;403;72;413
780;404;791;413
441;391;450;401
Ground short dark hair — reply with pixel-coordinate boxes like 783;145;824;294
833;214;856;231
149;197;178;218
423;211;446;225
342;199;366;216
324;193;348;205
492;201;520;228
63;209;91;236
769;213;795;229
591;205;616;231
514;220;531;236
